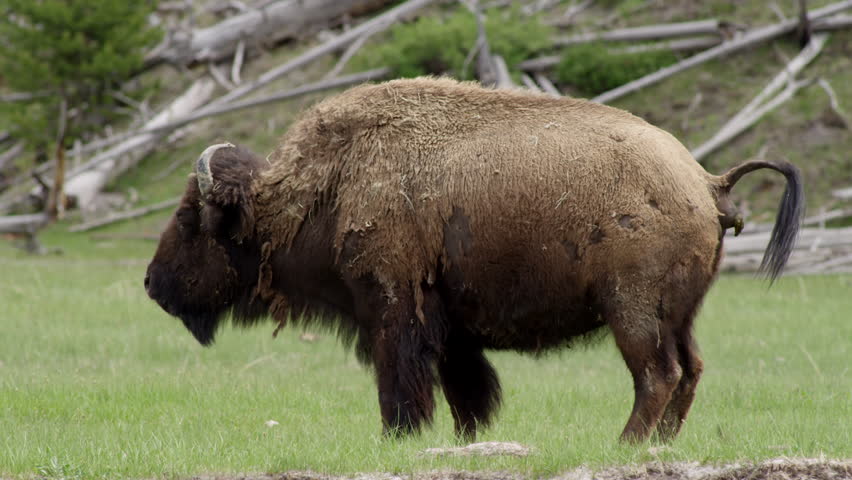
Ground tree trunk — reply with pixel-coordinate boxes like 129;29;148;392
148;0;396;66
46;99;68;220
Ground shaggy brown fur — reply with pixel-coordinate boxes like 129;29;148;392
145;77;803;443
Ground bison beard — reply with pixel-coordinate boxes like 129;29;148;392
179;312;220;346
145;77;803;444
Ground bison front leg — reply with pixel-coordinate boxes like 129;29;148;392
437;330;502;442
371;291;442;437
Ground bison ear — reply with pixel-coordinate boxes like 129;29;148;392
195;143;262;241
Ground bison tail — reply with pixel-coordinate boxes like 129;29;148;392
718;160;804;283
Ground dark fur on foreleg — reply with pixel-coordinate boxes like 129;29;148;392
373;286;448;437
438;331;502;442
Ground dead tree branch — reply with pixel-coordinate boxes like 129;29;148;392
231;40;246;85
492;55;516;89
817;78;850;128
693;78;814;162
547;0;594;27
68;197;181;232
520;74;542;92
534;72;561;96
691;33;828;161
324;25;382;80
0;141;25;174
461;0;498;85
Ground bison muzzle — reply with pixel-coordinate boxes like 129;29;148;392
145;77;803;443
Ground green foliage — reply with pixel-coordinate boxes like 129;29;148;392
555;42;678;95
0;0;161;149
352;6;552;79
36;458;83;480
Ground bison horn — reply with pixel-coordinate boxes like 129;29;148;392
196;142;234;199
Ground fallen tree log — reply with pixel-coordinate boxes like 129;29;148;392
720;248;837;273
591;0;852;104
0;213;48;235
620;36;722;54
69;197;180;232
748;207;852;233
724;226;852;255
792;252;852;274
553;19;724;47
811;13;852;30
90;232;162;241
517;36;722;72
0;213;50;253
147;0;396;66
832;186;852;200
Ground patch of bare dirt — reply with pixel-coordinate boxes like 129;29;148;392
190;458;852;480
421;442;532;458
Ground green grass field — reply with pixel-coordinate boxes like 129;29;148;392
1;236;850;479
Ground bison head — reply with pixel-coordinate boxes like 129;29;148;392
145;143;267;345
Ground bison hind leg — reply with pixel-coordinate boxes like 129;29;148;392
656;328;704;441
602;279;684;443
438;331;502;442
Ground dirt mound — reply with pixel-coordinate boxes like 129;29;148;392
554;458;852;480
190;458;851;480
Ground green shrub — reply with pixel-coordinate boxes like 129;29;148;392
555;42;678;95
352;6;552;79
0;0;161;148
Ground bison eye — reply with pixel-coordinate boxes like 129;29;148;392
175;207;198;233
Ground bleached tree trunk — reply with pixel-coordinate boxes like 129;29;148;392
149;0;395;65
553;19;723;47
0;213;48;234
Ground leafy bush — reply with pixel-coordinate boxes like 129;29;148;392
555;43;678;95
352;6;552;79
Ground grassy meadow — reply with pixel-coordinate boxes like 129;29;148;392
0;233;850;479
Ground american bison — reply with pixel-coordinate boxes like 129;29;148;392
145;77;803;443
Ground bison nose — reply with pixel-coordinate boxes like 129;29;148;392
144;273;151;292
